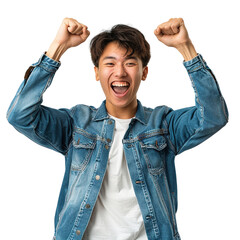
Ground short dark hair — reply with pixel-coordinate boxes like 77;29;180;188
90;24;151;67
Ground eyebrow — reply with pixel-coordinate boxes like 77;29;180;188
102;56;138;61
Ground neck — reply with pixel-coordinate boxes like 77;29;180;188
106;99;138;119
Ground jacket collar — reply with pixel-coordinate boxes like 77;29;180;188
92;100;109;121
93;100;147;125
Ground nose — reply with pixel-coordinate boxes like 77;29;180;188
114;63;127;78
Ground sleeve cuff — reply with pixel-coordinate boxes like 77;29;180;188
24;53;61;80
33;52;61;70
183;54;207;73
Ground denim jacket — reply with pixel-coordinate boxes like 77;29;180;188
7;53;228;240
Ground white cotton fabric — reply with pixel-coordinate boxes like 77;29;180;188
83;115;147;240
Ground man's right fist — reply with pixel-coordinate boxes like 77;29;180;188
46;18;90;61
55;18;90;48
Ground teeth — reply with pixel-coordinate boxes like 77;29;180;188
111;82;129;87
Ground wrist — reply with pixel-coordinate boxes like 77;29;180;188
176;41;198;61
46;41;68;61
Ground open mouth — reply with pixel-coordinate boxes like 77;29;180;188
111;81;130;95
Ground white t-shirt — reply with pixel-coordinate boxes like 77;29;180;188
83;116;147;240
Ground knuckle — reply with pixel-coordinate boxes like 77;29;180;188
72;24;77;30
162;26;167;31
63;17;69;24
163;24;168;29
178;17;184;22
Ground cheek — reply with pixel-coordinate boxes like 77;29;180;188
100;68;113;79
100;80;109;93
99;71;112;94
132;72;143;89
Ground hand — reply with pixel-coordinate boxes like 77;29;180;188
54;18;90;49
154;18;190;48
154;18;197;61
46;18;90;61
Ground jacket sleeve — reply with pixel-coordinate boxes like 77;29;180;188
7;53;73;155
165;54;228;155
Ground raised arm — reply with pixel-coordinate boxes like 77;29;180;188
7;18;90;155
154;18;228;154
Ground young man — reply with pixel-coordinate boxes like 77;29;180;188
7;18;228;240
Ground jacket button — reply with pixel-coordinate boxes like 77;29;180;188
108;120;113;125
105;145;109;150
76;230;81;235
96;175;100;180
85;204;91;209
107;138;111;143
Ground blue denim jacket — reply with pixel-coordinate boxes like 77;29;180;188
7;54;228;240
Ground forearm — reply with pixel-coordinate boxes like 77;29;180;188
46;41;68;61
166;55;228;155
176;42;198;61
185;54;228;126
7;54;72;154
182;54;229;149
7;54;60;125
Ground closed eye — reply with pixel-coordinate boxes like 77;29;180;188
126;62;136;66
104;62;114;66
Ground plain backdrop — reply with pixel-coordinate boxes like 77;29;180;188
0;0;239;239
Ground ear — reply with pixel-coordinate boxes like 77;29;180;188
94;66;100;81
142;66;148;81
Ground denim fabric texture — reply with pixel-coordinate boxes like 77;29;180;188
7;53;228;240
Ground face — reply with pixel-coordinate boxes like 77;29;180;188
94;42;148;118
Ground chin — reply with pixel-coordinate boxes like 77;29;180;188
113;98;136;109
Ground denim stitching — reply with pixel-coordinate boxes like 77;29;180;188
177;72;204;154
132;142;161;238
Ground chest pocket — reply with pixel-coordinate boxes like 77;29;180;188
140;134;167;172
72;131;96;171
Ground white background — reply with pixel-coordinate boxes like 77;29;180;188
0;0;239;239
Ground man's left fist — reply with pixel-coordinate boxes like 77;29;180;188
154;18;191;48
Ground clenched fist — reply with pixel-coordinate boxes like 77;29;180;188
154;18;197;61
47;18;90;61
54;18;90;48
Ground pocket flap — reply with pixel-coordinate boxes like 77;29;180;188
141;136;167;151
73;132;96;149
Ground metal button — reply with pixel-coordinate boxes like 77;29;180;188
96;175;100;180
76;230;81;235
107;138;111;143
108;120;113;125
85;204;91;209
105;145;109;150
